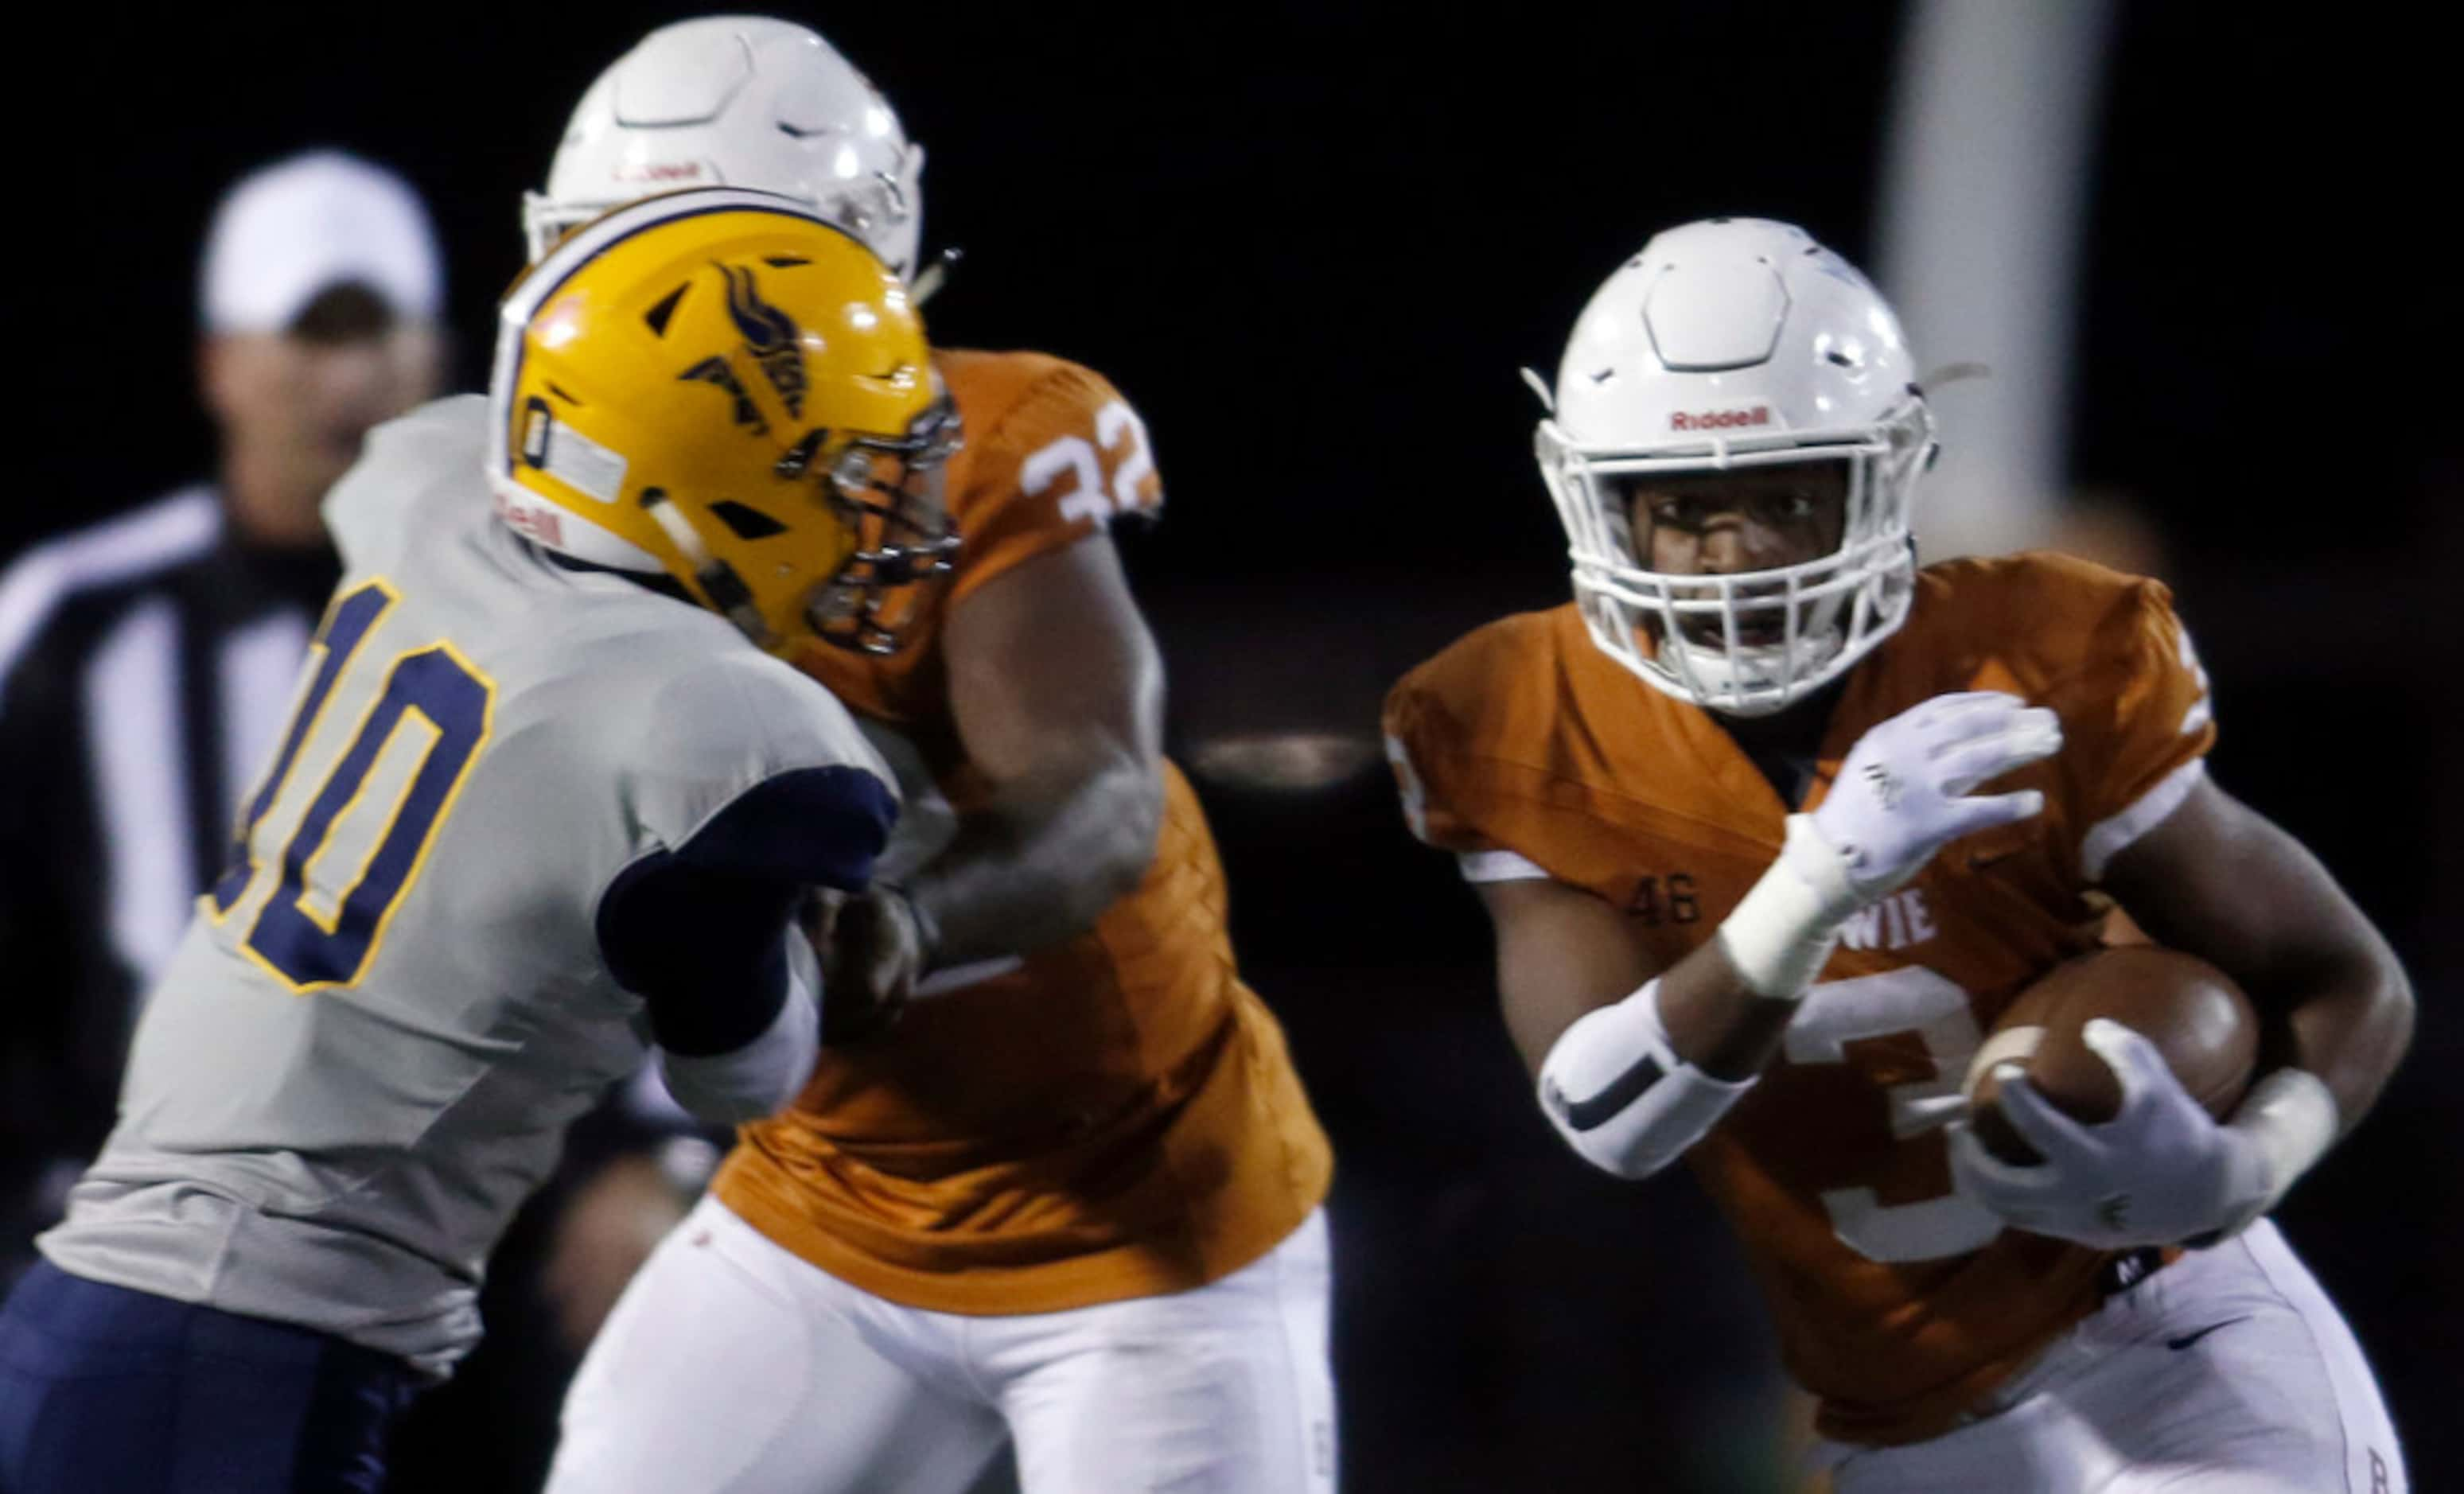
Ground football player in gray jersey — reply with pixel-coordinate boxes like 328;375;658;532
0;190;960;1492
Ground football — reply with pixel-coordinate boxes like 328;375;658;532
1964;947;2260;1165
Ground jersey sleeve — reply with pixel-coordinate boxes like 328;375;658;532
1382;639;1598;888
2066;579;2217;881
623;653;898;882
602;656;898;1058
596;771;875;1056
322;396;485;574
1382;669;1508;858
946;361;1162;609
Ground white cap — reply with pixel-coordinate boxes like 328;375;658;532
199;150;444;335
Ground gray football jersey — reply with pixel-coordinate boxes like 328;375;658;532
39;395;889;1375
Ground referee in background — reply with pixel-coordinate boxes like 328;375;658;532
0;150;446;1285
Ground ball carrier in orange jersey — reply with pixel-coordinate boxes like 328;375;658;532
1384;219;2411;1491
540;21;1333;1494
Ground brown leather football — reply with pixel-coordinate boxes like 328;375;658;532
1964;947;2259;1165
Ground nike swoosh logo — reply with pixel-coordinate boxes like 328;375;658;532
1550;1052;1668;1133
2166;1317;2251;1352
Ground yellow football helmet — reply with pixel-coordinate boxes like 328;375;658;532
487;187;958;656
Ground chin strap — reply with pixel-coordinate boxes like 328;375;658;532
638;487;773;648
909;247;963;306
1519;366;1555;412
1916;360;1992;391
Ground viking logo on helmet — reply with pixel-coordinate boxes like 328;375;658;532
717;261;809;420
677;356;768;436
497;190;953;661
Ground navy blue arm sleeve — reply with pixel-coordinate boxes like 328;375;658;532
596;765;895;1057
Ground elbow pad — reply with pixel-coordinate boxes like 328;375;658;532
1538;980;1754;1180
657;937;821;1126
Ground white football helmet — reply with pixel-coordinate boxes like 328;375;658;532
523;17;924;275
1536;218;1936;718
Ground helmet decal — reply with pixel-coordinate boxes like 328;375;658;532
715;260;808;418
707;500;788;540
491;189;956;659
641;282;689;337
677;354;767;436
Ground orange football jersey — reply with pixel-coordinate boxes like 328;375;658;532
1384;554;2216;1445
715;348;1333;1314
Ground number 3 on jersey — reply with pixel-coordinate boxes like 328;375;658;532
1019;399;1158;527
1786;967;2004;1263
207;580;495;991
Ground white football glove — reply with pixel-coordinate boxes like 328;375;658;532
1946;1018;2272;1249
1721;691;2063;999
1801;691;2064;905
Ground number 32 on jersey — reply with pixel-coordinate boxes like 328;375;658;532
206;580;494;992
1019;399;1158;527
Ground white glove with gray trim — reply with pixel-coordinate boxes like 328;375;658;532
1802;690;2064;905
1948;1019;2338;1249
1721;691;2064;1000
1949;1018;2256;1247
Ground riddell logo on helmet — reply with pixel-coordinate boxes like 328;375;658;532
1670;406;1773;432
613;161;706;184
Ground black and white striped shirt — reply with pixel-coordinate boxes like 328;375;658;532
0;487;335;1268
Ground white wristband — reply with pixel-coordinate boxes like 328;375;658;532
1715;815;1859;999
2208;1068;2341;1241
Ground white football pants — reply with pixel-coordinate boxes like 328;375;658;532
1820;1220;2403;1492
545;1195;1337;1494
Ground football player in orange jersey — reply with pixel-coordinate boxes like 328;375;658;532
535;19;1335;1494
1384;218;2412;1492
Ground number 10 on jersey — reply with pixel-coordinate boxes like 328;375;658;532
207;580;495;991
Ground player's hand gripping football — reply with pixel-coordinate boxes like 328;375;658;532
803;885;928;1044
1948;1018;2271;1249
1802;691;2064;907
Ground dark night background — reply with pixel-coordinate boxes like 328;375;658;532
9;4;2453;1489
